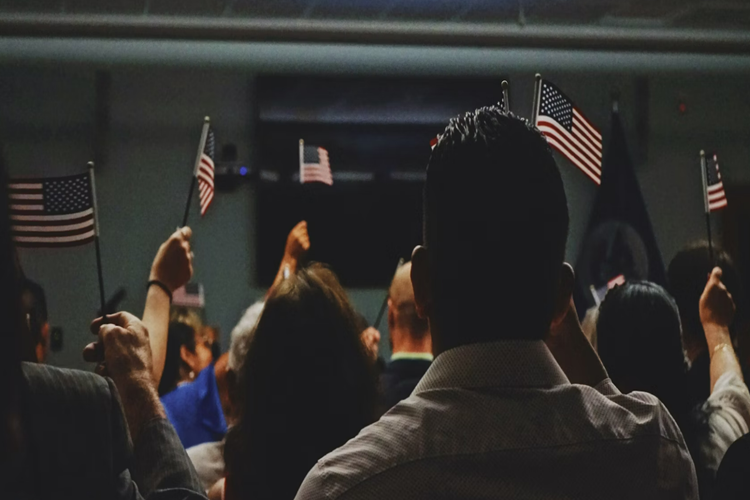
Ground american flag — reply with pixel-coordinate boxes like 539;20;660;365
198;127;216;216
535;79;603;185
8;173;96;247
705;153;727;212
299;143;333;185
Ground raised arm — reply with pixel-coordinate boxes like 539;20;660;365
89;312;205;499
700;267;741;392
270;221;310;293
143;227;194;384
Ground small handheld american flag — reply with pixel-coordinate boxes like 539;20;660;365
9;173;96;247
703;152;727;213
198;127;216;216
534;78;603;185
299;140;333;185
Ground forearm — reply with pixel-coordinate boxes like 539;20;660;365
116;377;166;443
142;284;171;384
705;323;744;392
270;256;297;293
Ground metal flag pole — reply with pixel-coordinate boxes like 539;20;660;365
182;116;211;227
531;73;542;124
88;161;106;315
373;258;405;331
700;150;715;263
501;80;510;113
299;139;305;184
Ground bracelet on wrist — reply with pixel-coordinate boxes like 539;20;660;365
147;280;172;303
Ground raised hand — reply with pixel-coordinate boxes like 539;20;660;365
700;267;736;330
284;221;311;263
149;227;194;293
84;312;164;440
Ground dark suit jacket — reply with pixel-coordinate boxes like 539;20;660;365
13;362;206;499
380;358;432;410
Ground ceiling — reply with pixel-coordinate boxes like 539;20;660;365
1;0;749;29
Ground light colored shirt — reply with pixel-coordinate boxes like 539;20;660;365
390;352;434;362
697;371;750;478
187;439;225;492
296;340;698;500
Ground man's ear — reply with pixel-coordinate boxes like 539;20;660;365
551;263;575;327
387;298;396;331
411;246;432;319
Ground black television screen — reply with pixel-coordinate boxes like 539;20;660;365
255;76;505;286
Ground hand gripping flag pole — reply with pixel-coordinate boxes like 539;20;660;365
182;116;211;227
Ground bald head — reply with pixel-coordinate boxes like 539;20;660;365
388;262;430;353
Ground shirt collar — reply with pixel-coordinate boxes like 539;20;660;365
414;340;569;394
390;352;434;362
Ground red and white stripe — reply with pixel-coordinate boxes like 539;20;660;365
536;109;603;185
198;152;215;216
707;182;727;212
301;148;333;185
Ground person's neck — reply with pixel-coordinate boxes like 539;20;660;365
391;329;432;356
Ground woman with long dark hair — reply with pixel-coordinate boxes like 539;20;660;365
223;264;378;500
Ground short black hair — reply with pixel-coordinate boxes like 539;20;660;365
425;106;568;343
667;242;744;350
597;281;689;424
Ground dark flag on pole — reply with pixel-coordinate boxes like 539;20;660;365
533;77;603;185
9;173;96;247
573;109;665;316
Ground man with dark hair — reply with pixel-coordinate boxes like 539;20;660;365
381;261;432;409
296;106;697;499
668;242;746;407
20;278;49;363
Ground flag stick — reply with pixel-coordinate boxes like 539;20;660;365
373;258;405;331
700;150;715;263
299;139;304;184
88;162;106;315
182;116;211;227
531;73;542;123
501;80;510;113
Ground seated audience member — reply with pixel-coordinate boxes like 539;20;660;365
160;321;223;448
596;282;690;427
159;319;214;396
295;107;698;499
0;156;205;498
668;242;746;408
20;278;49;363
187;300;265;491
221;265;378;500
381;261;432;409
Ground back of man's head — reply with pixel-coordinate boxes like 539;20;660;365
388;262;429;343
422;106;568;346
667;241;744;351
